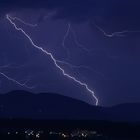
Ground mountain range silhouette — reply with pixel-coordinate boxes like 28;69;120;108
0;90;140;122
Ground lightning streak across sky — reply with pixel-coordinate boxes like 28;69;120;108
9;16;99;78
57;60;92;70
57;60;105;78
10;16;38;27
0;66;34;89
10;16;96;77
62;23;90;56
62;23;71;59
70;25;90;52
6;14;99;106
94;22;140;38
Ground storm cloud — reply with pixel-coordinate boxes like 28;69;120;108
1;0;140;24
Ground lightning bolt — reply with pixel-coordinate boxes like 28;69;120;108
10;16;37;27
0;65;34;89
62;23;71;59
56;60;104;78
6;14;99;106
57;60;92;70
62;23;90;56
9;16;98;80
70;24;90;52
94;22;140;37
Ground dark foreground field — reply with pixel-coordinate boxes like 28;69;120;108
0;119;140;140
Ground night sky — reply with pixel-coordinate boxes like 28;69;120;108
0;0;140;106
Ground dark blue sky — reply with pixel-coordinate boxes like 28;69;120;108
0;0;140;106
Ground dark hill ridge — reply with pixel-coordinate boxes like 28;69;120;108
0;90;140;122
